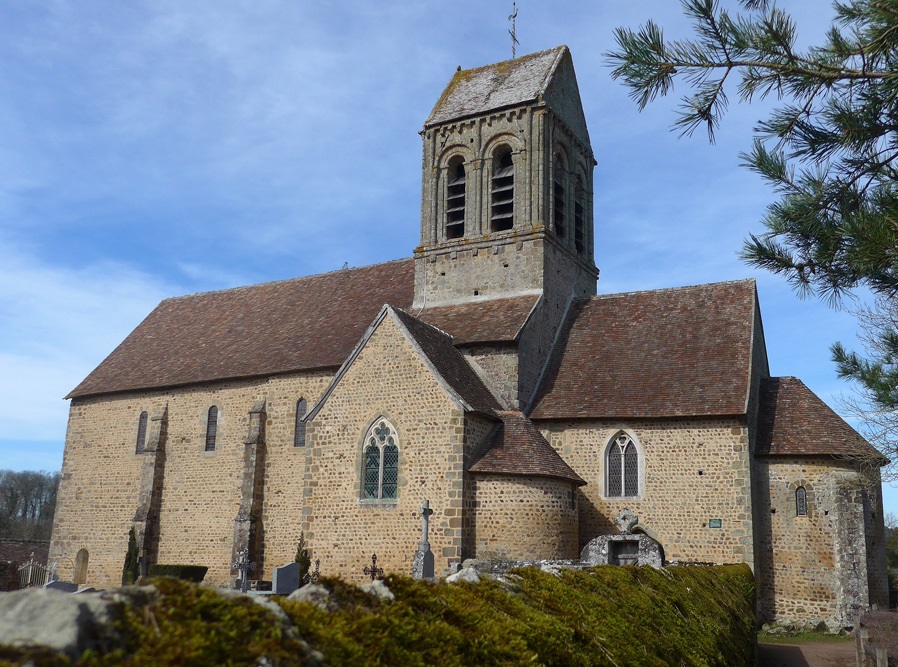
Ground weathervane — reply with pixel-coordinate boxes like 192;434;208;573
508;2;519;59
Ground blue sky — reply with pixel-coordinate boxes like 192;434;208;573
1;1;895;516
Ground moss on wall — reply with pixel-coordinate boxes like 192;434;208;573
0;564;755;666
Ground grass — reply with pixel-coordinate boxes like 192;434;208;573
757;631;853;644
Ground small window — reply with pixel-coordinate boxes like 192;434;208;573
135;411;148;454
574;177;585;254
606;432;639;498
205;406;218;452
294;398;307;447
490;148;514;232
74;548;89;584
362;418;400;501
796;486;808;516
446;158;466;240
553;154;566;239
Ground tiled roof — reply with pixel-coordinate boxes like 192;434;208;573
418;295;538;345
425;46;567;128
755;377;882;460
67;260;416;398
529;280;758;420
469;412;585;485
391;307;502;414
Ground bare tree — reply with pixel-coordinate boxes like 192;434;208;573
0;470;60;541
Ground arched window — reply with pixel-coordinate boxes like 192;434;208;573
135;411;148;454
362;418;399;500
553;153;566;239
574;177;586;254
205;406;218;452
74;548;89;584
796;486;808;516
294;398;307;447
446;157;466;240
490;147;514;232
606;432;639;498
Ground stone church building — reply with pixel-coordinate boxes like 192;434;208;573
51;46;889;629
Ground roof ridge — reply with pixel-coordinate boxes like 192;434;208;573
165;257;413;302
594;277;756;301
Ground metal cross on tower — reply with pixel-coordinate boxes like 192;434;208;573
508;2;519;59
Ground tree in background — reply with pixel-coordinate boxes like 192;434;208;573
608;0;898;477
0;470;60;540
295;531;311;582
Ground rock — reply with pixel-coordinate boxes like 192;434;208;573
446;566;480;584
0;587;119;659
288;583;334;610
360;579;394;602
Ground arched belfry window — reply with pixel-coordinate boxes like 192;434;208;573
796;486;808;516
446;157;466;240
490;147;514;232
135;411;148;454
205;406;218;452
362;418;399;500
606;432;639;498
553;153;566;239
574;176;586;254
294;398;307;447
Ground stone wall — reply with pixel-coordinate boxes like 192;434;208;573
471;474;578;560
51;371;332;588
754;457;889;629
302;315;476;581
539;418;755;566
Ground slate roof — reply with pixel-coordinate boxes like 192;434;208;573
391;307;502;414
67;261;539;399
67;260;416;399
418;295;538;345
425;46;568;128
529;280;758;420
469;412;586;485
755;376;882;460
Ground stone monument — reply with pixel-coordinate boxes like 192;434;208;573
412;499;435;580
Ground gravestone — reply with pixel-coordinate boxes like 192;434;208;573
412;499;435;580
43;580;79;593
272;562;300;595
580;508;664;569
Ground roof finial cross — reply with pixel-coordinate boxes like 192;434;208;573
508;2;519;59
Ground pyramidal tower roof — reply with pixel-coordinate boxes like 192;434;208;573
425;45;590;149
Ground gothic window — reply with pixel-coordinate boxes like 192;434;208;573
606;432;639;497
205;406;218;452
294;398;307;447
446;157;466;240
362;418;399;500
574;177;585;254
796;486;808;516
135;411;148;454
490;147;514;232
553;154;566;239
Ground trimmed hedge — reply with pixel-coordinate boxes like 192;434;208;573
146;564;208;582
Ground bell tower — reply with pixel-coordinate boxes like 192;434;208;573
413;46;598;310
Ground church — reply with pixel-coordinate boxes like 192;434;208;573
50;46;889;629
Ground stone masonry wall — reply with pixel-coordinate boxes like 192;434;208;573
462;414;499;561
301;315;472;581
754;457;888;628
471;474;578;560
50;370;332;589
539;418;755;567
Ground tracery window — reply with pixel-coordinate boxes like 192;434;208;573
490;147;514;232
606;432;639;497
294;398;307;447
205;406;218;452
446;157;466;240
362;418;399;500
135;411;148;454
796;486;808;516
